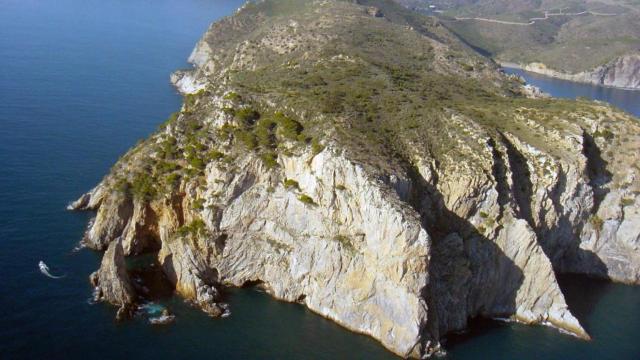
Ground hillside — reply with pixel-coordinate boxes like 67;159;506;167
71;0;640;358
398;0;640;89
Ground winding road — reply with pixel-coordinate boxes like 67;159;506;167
451;9;618;26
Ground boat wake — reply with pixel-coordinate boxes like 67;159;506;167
38;261;65;279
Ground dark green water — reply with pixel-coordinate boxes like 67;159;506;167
1;1;639;358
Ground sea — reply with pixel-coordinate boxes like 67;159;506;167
1;0;639;358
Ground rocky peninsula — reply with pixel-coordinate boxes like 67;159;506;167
70;0;640;358
503;55;640;90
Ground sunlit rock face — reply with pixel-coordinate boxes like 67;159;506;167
70;0;640;357
521;54;640;90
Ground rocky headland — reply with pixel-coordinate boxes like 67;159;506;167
70;0;640;358
505;54;640;90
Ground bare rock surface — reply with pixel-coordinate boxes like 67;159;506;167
89;239;137;320
70;0;640;357
521;54;640;90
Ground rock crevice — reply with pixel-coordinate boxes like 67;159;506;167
70;0;640;357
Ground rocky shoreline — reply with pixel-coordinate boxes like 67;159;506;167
70;1;640;358
500;56;640;91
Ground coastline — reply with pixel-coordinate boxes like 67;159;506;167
499;61;640;91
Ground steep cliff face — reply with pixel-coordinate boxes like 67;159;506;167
70;0;640;357
594;54;640;90
89;239;137;320
521;54;640;90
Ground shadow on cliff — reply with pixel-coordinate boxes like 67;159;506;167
126;252;174;301
556;131;611;280
531;131;611;280
403;164;524;348
556;273;611;334
582;130;612;212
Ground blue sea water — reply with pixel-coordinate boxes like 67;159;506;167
503;67;640;117
0;0;639;359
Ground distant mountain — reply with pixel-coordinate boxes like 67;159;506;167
396;0;640;89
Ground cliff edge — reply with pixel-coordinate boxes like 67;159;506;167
70;0;640;357
518;54;640;90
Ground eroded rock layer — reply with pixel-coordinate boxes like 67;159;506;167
71;0;640;357
520;54;640;90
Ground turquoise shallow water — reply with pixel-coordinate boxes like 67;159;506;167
0;1;639;358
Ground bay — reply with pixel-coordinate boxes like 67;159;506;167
503;67;640;117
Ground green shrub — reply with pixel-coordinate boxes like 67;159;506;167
479;211;489;218
484;217;495;228
334;235;355;252
156;161;179;174
184;119;203;133
217;123;236;139
260;152;278;169
222;106;236;116
235;107;260;126
283;178;300;190
335;184;346;191
188;156;206;171
310;138;325;155
255;118;277;148
208;150;225;161
274;112;303;140
114;177;130;194
223;91;242;101
320;92;344;113
192;198;205;210
297;194;316;206
621;198;635;207
164;173;181;189
184;167;201;178
158;136;178;159
131;173;156;201
184;89;207;109
158;112;179;130
234;128;258;150
176;219;207;237
590;215;604;231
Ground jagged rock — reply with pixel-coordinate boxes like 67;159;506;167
149;309;176;325
89;239;136;319
84;194;133;251
170;70;207;95
71;0;640;357
521;54;640;90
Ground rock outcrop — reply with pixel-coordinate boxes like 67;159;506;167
519;54;640;90
89;239;137;320
70;0;640;357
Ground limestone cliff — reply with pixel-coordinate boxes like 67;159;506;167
518;54;640;90
70;0;640;358
89;239;137;320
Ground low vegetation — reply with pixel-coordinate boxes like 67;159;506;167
105;0;637;236
177;219;208;237
297;194;316;206
426;0;640;72
283;178;300;190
